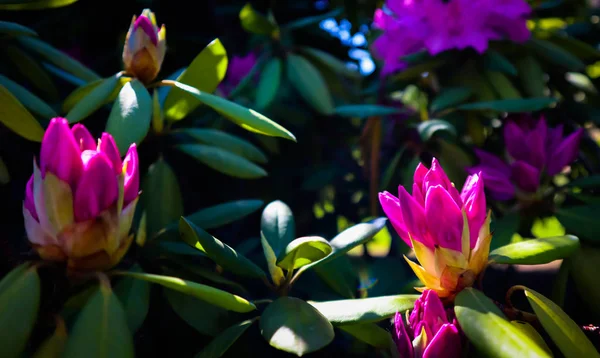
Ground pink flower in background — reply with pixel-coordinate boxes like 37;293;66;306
23;118;139;271
218;53;257;97
394;290;462;358
372;0;531;75
468;115;584;201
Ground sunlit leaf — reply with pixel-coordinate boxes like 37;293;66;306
0;84;44;141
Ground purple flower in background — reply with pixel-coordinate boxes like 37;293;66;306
394;290;462;358
218;53;257;97
372;0;531;76
468;115;584;201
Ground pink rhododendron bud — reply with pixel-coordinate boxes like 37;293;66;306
23;118;140;272
122;8;166;84
379;158;491;299
394;290;462;358
218;53;257;97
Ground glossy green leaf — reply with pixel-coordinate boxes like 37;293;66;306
556;204;600;242
338;323;395;349
531;216;565;238
179;128;267;164
277;236;332;270
524;287;600;358
185;199;264;230
282;8;342;30
418;119;457;141
176;144;267;179
314;257;356;298
510;321;552;356
256;58;281;109
106;79;152;155
334;104;404;118
239;3;277;35
119;271;256;313
488;235;579;264
18;36;99;82
0;264;40;358
195;318;257;358
299;46;361;79
32;318;67;358
4;45;58;101
309;294;419;325
454;288;551;358
260;297;334;356
261;200;296;259
485;50;518;76
287;53;334;115
165;81;296;141
430;87;473;112
63;76;128;113
63;284;134;358
0;0;79;10
515;55;546;97
0;84;44;141
528;38;586;71
179;217;266;279
0;21;36;36
458;98;556;112
164;39;228;120
142;158;184;238
65;73;122;123
261;233;285;286
113;265;150;333
0;74;56;118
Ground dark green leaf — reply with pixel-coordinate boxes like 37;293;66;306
454;288;551;358
0;84;44;141
63;284;134;358
106;79;152;155
430;87;473;112
314;257;356;298
528;38;586;71
277;236;332;270
179;217;266;279
176;144;267;179
556;204;600;241
4;45;58;101
334;104;404;118
490;213;520;250
523;287;600;358
458;98;556;112
260;297;334;356
515;56;546;97
256;58;282;109
417;119;457;141
164;39;228;120
287;53;334;115
32;318;67;358
570;245;600;316
282;8;343;30
178;128;267;164
239;3;277;36
65;73;122;123
0;21;37;36
484;50;518;76
185;200;264;230
488;235;579;265
195;318;257;358
261;200;296;259
113;265;150;333
338;323;395;349
0;0;79;10
0;74;56;118
309;294;419;325
299;46;361;79
566;175;600;189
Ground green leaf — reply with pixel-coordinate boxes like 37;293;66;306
185;199;264;230
282;8;343;30
338;323;395;349
0;84;44;141
0;21;37;36
556;204;600;242
119;271;256;313
0;74;56;118
164;81;296;141
309;294;419;325
528;38;586;72
142;158;184;238
484;50;518;76
334;104;404;118
0;264;40;358
195;319;257;358
4;45;58;101
458;98;556;112
63;284;134;358
113;265;150;333
490;213;520;251
510;321;552;355
261;233;285;286
164;39;228;120
179;217;266;279
176;144;267;179
488;235;579;264
417;119;457;141
566;175;600;189
299;46;361;79
570;245;600;316
0;0;79;10
178;128;267;164
256;58;282;109
260;297;334;356
277;236;332;271
515;56;546;97
531;217;565;238
65;73;122;123
18;36;99;82
523;287;600;358
32;318;67;358
261;200;296;259
286;53;334;115
106;79;152;155
430;87;473;112
454;288;551;358
314;257;356;298
239;3;277;36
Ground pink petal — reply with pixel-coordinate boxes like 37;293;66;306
99;133;123;176
414;163;429;190
528;117;548;170
399;185;433;247
547;128;583;176
425;185;463;252
423;323;462;358
40;118;83;188
394;312;414;358
424;158;463;207
470;165;515;201
504;119;529;163
73;151;118;222
133;15;158;45
71;124;96;151
473;149;511;177
511;160;541;193
123;144;140;205
24;175;38;220
460;173;486;248
379;191;411;247
422;289;448;335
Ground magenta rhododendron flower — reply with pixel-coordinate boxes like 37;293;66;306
379;158;491;298
468;115;584;201
123;8;166;84
395;290;462;358
372;0;531;75
23;118;139;271
218;53;257;97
